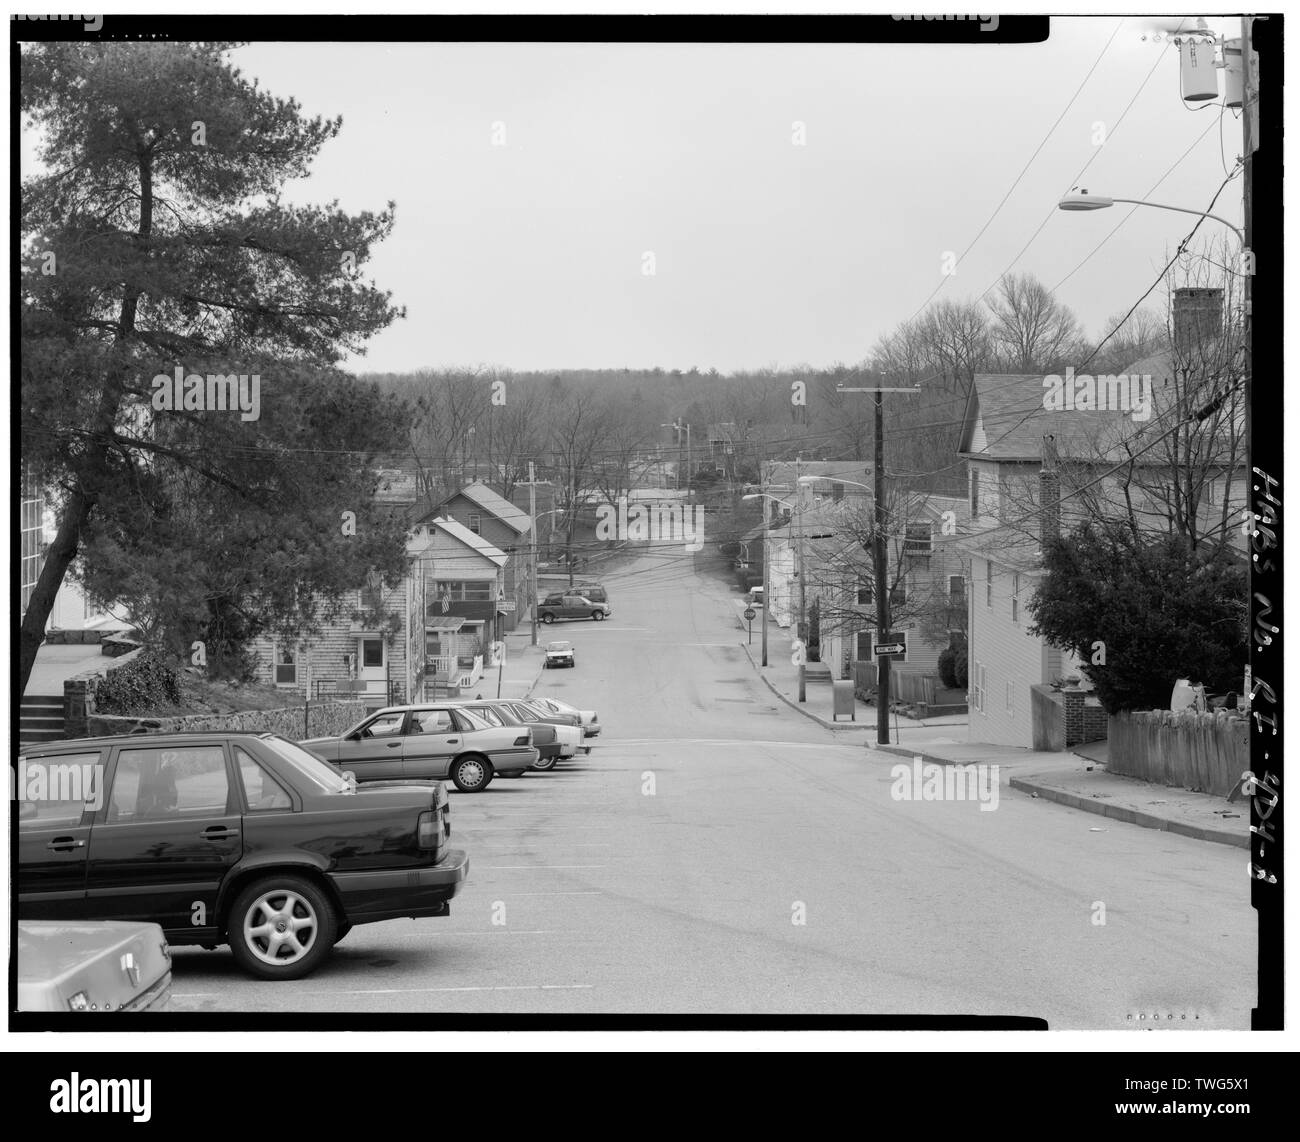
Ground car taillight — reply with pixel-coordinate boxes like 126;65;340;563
514;732;531;746
417;810;439;850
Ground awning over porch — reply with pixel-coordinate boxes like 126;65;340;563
425;616;467;632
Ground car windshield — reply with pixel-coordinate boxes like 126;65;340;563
508;703;540;721
261;736;351;794
546;642;573;652
468;705;510;726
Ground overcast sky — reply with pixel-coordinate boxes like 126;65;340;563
45;18;1254;376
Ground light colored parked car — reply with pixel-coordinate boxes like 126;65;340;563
452;698;570;771
529;696;600;740
302;704;538;792
18;920;173;1012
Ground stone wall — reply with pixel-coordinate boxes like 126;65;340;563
63;648;144;739
85;699;370;741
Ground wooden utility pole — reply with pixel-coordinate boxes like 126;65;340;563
526;460;539;646
837;378;921;744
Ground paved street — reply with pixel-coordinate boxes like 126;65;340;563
167;551;1255;1026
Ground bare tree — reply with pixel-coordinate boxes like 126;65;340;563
985;272;1086;373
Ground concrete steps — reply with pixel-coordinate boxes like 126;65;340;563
19;694;66;744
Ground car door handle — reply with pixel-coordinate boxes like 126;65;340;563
201;827;240;840
387;741;402;748
446;738;459;745
47;837;84;852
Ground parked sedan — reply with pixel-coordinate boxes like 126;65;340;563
18;920;173;1012
544;640;576;668
530;695;601;739
452;699;565;772
302;704;538;792
16;733;468;980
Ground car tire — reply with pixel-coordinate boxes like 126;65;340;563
228;874;338;981
541;613;555;624
531;753;558;771
450;753;493;792
592;611;604;621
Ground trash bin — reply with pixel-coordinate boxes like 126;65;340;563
832;679;856;722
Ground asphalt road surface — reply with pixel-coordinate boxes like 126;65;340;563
169;550;1257;1026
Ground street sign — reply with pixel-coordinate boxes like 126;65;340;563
499;600;517;612
871;630;908;660
743;607;757;621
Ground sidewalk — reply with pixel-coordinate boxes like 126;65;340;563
737;616;1249;850
482;623;550;701
22;644;111;697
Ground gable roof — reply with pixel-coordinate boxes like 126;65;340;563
958;372;1177;463
426;517;509;568
408;481;533;534
450;482;533;534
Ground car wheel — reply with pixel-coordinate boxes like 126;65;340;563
592;610;604;620
531;753;558;771
228;874;338;981
541;613;555;624
450;753;493;792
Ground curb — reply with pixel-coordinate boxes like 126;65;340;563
739;641;868;733
1008;776;1249;849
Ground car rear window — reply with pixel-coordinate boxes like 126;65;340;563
260;737;351;794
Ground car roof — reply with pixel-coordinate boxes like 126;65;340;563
20;730;287;754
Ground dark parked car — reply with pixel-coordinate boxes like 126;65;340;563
16;733;468;980
302;704;538;792
538;593;611;623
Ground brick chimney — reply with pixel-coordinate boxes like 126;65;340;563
1040;433;1060;550
1173;287;1224;355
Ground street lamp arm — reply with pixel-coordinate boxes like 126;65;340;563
1108;198;1245;244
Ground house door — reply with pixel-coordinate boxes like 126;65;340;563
357;637;386;696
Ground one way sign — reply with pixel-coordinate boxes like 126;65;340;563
871;631;908;660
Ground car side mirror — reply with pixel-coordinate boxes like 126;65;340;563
340;771;358;792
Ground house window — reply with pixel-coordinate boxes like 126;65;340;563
1006;680;1015;714
903;524;933;558
949;575;966;605
973;662;986;712
359;585;382;611
20;477;43;615
432;580;494;602
890;579;907;606
856;631;873;659
1011;573;1020;623
985;561;993;607
274;644;298;687
468;512;482;534
857;581;873;606
970;470;980;517
361;638;384;669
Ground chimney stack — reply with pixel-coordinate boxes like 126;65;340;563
1040;433;1060;551
1173;287;1224;356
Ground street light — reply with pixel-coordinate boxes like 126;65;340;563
1057;190;1244;244
530;507;567;646
742;491;786;669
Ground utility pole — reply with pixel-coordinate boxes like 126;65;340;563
761;503;770;667
796;457;807;703
1242;15;1255;486
872;388;890;745
526;460;539;647
837;378;921;744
